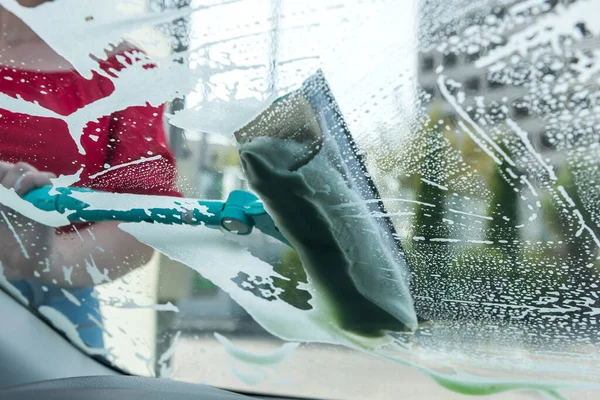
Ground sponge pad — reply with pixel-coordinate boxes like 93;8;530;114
235;74;418;334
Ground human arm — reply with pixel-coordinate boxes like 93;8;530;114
0;161;154;287
1;103;180;287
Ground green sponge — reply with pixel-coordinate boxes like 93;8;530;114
235;72;418;335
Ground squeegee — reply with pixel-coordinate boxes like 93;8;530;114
22;70;418;334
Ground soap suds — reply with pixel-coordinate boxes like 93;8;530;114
88;155;163;179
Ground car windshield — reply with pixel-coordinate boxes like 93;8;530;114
1;0;600;398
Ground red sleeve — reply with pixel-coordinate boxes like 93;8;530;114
87;104;182;197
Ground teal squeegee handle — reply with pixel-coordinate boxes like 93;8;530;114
22;186;291;246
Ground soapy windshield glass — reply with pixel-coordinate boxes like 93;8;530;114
1;0;600;399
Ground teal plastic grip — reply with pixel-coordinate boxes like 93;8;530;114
23;186;235;230
22;186;290;245
23;186;274;235
22;186;92;213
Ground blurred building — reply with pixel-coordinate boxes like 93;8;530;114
416;0;598;245
417;1;597;156
417;4;546;145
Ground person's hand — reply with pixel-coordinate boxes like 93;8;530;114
0;161;56;279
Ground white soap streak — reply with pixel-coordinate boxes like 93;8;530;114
60;289;82;307
68;55;195;154
88;155;162;179
0;262;29;305
166;96;277;137
441;298;581;315
487;61;507;73
506;119;557;181
429;238;461;243
72;225;85;242
42;258;50;273
374;211;415;218
87;313;107;332
85;256;111;284
158;330;181;378
0;210;29;259
382;198;436;207
573;209;600;248
507;0;547;15
476;0;600;68
227;364;265;386
557;185;576;208
116;301;180;313
38;306;106;355
505;168;519;179
343;211;414;219
63;266;74;285
458;119;499;164
438;75;516;167
421;178;448;191
0;90;88;153
0;186;71;227
0;92;62;119
0;58;191;154
333;198;435;209
215;332;299;366
424;237;561;246
69;190;212;217
448;208;493;221
0;0;199;78
584;307;600;316
50;168;84;193
521;176;539;197
65;52;200;154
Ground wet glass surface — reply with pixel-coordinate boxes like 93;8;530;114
1;0;600;399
